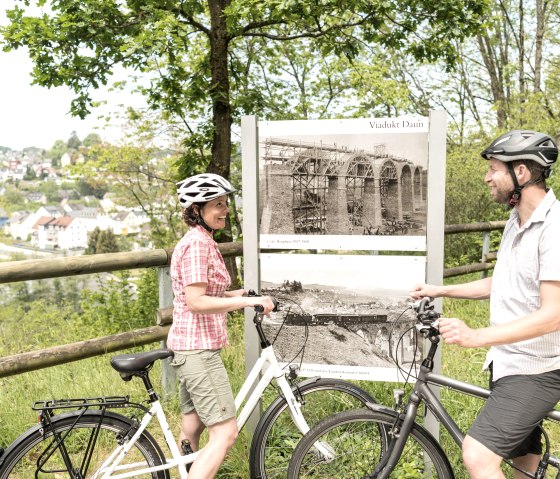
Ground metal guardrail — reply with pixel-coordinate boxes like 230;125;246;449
0;223;505;378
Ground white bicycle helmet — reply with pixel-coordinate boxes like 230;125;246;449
176;173;235;208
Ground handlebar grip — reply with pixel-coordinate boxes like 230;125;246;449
416;297;432;314
253;298;279;313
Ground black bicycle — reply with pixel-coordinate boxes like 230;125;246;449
0;297;378;479
287;297;560;479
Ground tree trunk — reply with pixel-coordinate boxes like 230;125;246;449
534;0;546;93
477;33;507;128
208;0;232;179
207;0;240;286
518;0;525;98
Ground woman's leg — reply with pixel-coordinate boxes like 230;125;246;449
179;411;205;450
185;417;238;479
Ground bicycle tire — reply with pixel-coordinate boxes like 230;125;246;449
0;410;169;479
249;378;377;479
287;407;453;479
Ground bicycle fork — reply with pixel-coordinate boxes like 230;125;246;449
366;391;421;479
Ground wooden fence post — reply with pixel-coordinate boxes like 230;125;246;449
158;266;175;400
481;231;490;279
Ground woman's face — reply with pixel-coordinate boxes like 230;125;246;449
200;195;230;230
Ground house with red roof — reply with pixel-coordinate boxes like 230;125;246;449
32;215;88;250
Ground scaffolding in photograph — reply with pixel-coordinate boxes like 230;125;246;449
261;138;425;235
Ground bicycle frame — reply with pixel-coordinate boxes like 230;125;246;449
373;331;560;479
91;343;311;479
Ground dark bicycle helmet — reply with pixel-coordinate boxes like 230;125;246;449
480;130;558;166
176;173;235;209
481;130;558;207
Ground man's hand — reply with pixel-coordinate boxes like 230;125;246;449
439;317;481;348
410;283;442;300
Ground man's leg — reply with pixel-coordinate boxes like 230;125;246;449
512;454;540;479
184;417;238;479
463;435;505;479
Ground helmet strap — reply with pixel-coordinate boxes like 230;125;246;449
193;205;214;234
506;162;523;208
506;162;550;207
196;215;214;233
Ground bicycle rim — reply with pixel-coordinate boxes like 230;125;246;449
0;411;168;479
288;408;453;479
250;379;376;479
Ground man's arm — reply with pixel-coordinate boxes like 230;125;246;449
439;280;560;348
410;276;492;300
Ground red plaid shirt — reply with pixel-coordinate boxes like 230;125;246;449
167;225;232;350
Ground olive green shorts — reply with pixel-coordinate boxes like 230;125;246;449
169;349;236;427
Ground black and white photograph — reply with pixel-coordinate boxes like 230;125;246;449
260;252;426;382
258;117;429;251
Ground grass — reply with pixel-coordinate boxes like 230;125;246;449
1;274;558;478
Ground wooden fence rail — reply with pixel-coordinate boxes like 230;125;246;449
0;222;506;378
442;220;505;278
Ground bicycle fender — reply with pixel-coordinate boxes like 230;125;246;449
0;409;135;468
253;377;376;436
364;402;398;415
363;404;450;461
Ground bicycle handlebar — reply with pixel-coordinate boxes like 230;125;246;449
245;289;279;313
413;297;440;326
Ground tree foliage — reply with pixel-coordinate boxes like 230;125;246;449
85;227;119;254
2;0;488;180
74;139;184;248
66;130;81;150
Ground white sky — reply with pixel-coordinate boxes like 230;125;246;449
0;2;142;151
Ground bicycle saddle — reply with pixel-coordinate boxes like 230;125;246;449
111;349;174;375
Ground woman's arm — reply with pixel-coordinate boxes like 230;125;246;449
186;283;275;314
224;289;248;298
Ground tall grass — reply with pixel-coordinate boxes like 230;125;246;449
1;274;557;478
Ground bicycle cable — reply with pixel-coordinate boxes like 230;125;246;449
388;303;422;388
261;293;310;374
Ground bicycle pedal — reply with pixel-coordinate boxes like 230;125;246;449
181;439;193;472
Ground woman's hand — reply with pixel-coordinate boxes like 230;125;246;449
246;296;276;315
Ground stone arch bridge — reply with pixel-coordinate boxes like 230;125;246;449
260;137;427;236
284;312;419;365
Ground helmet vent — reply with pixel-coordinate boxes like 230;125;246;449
538;139;555;148
494;135;512;146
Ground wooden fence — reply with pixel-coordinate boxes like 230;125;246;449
0;221;505;379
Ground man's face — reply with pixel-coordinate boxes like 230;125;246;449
484;158;514;204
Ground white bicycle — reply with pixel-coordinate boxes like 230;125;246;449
0;297;376;479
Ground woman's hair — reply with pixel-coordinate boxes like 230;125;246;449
182;203;206;226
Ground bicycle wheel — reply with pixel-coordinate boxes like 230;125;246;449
250;378;377;479
287;408;453;479
0;410;169;479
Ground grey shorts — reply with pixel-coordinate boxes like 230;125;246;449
468;367;560;459
169;349;236;427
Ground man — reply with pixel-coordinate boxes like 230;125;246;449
411;130;560;479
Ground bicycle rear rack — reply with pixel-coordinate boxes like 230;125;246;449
33;396;134;412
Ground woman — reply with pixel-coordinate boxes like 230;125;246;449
168;173;275;479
